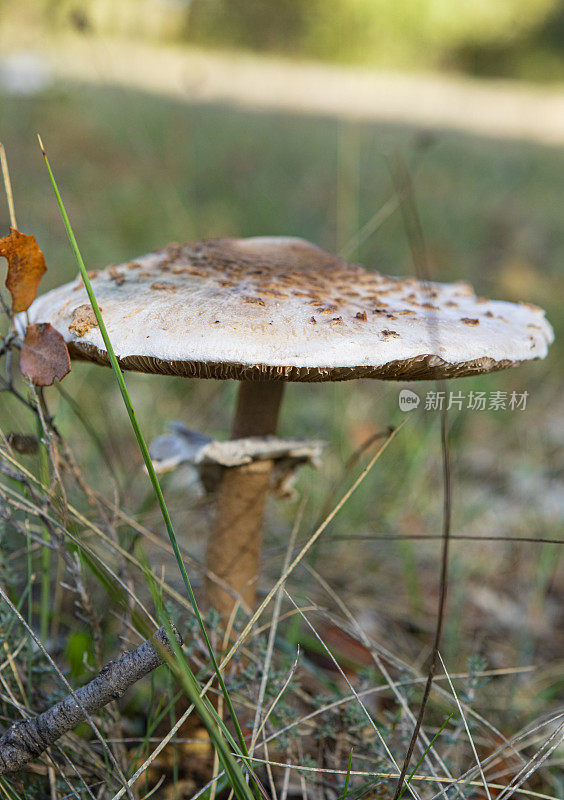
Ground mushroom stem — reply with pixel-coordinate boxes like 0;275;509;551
206;381;285;621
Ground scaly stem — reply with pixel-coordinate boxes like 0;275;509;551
206;381;285;621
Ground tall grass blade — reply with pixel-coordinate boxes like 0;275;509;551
343;748;353;800
38;137;257;800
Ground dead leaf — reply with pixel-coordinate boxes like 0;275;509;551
20;323;71;386
0;227;47;312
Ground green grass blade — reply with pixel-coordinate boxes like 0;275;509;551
37;139;245;752
343;748;353;800
397;712;454;800
39;137;257;800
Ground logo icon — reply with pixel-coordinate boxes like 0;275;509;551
399;389;420;412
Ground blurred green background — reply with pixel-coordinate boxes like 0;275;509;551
9;0;564;80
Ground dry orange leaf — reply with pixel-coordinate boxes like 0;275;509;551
20;323;71;386
0;227;47;313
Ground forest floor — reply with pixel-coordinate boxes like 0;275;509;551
0;27;563;800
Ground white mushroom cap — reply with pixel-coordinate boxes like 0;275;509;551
25;237;553;382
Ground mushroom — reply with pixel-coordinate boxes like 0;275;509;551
25;237;554;619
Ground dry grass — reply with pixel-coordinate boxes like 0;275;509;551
0;76;562;799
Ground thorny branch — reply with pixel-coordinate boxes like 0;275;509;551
0;626;182;774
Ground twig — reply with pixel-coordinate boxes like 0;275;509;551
389;154;453;800
0;626;182;775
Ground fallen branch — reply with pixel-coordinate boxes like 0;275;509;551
0;625;182;774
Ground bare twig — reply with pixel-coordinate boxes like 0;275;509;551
0;626;182;775
389;154;453;800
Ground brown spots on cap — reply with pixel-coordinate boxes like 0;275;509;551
39;237;551;382
158;243;183;271
68;305;99;337
127;261;141;270
108;267;126;286
151;282;176;292
166;242;182;257
373;308;397;319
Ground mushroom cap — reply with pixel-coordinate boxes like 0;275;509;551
25;237;553;382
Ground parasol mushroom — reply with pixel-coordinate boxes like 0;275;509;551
24;237;554;619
